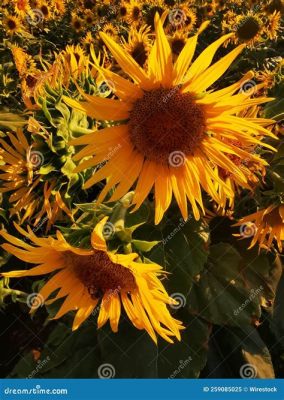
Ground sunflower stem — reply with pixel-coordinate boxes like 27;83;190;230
110;191;134;232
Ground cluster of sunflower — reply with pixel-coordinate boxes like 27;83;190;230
1;0;284;379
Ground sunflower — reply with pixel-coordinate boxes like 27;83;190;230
223;11;266;47
64;13;275;224
80;0;97;10
199;0;218;18
0;130;40;221
3;14;22;35
59;44;89;82
168;3;197;31
126;0;143;26
71;13;84;33
215;105;273;210
123;25;152;68
38;1;52;20
14;0;31;17
81;31;95;49
84;10;96;26
0;130;72;228
0;218;184;343
169;29;188;58
143;1;166;29
235;205;284;252
102;23;119;39
265;11;281;40
265;0;284;14
53;0;66;14
117;1;129;22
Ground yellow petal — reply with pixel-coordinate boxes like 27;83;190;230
91;216;108;251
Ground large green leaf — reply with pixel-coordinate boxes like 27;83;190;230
9;321;103;378
188;243;261;326
97;319;158;378
137;213;209;297
227;326;275;378
157;311;211;378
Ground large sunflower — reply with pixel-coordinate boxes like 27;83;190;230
0;218;183;343
65;13;275;224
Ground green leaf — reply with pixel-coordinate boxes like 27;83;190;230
227;326;275;378
9;321;103;378
132;239;160;252
188;243;261;326
157;311;211;378
97;319;158;378
137;215;209;296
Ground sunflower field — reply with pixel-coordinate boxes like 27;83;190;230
0;0;284;382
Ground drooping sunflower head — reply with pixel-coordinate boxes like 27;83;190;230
0;218;184;343
235;204;284;252
65;13;276;224
0;129;72;228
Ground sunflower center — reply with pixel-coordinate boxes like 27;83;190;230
132;6;140;20
131;42;147;67
120;6;127;17
171;38;186;55
40;5;49;16
129;88;206;164
237;17;260;41
68;250;137;299
7;19;17;29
